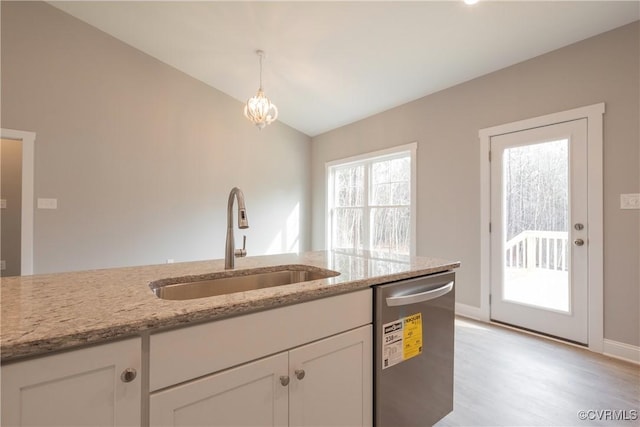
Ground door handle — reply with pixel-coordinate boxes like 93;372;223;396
386;281;454;307
574;238;585;246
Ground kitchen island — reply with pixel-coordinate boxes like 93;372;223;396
1;250;459;361
1;250;459;426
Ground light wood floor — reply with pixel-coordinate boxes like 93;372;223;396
434;318;640;427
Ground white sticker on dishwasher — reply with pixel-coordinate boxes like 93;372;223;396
382;319;404;369
382;313;423;370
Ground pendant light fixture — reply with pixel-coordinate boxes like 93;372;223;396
243;50;278;130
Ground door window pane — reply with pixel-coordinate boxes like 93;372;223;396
502;139;569;312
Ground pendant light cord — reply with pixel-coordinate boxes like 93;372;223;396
259;51;264;91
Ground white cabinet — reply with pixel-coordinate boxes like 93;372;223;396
0;289;371;427
1;338;142;427
149;289;372;427
150;326;372;427
149;289;372;392
289;326;372;427
151;352;289;426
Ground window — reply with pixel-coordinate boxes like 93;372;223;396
326;143;416;255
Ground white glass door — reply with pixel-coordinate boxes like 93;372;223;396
490;119;588;344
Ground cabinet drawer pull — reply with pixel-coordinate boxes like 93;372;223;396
120;368;137;383
295;369;305;380
279;375;290;386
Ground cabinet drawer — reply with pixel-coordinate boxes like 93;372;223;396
150;289;372;391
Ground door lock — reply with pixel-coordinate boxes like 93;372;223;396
574;238;585;246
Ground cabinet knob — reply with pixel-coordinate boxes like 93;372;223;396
295;369;305;380
120;368;137;383
279;376;290;386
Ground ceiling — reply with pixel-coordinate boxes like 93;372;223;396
50;1;639;137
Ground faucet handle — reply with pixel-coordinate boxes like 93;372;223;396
235;235;247;258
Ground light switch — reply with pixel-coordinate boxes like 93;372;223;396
620;194;640;210
37;198;58;209
0;260;5;271
0;199;6;209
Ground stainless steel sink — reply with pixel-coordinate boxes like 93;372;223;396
150;265;340;300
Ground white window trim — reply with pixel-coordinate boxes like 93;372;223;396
325;142;417;255
478;103;604;353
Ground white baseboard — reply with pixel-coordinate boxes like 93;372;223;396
455;303;484;321
603;339;640;364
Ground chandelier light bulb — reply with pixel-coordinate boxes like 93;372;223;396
244;50;278;129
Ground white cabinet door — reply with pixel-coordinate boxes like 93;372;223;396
289;325;372;427
150;352;289;427
1;338;141;427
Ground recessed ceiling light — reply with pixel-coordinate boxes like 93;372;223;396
464;0;479;5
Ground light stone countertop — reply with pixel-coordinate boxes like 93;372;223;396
1;250;459;362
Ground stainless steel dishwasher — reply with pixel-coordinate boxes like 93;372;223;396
374;271;455;427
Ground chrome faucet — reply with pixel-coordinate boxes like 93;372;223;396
225;187;249;269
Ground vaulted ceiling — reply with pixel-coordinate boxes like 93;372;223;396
50;1;639;136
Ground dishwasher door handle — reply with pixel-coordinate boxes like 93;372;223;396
386;281;454;307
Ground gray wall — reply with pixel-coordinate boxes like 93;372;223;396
311;22;640;347
3;1;638;348
1;1;312;274
1;139;22;277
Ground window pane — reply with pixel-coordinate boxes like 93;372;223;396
389;157;409;182
370;207;410;254
391;182;410;205
334;208;363;249
328;147;414;255
371;157;410;206
335;166;364;207
372;161;389;185
371;183;390;205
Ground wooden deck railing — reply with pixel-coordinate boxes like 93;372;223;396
505;230;569;271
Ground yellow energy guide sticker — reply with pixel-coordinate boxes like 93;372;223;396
402;313;423;360
381;312;423;369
